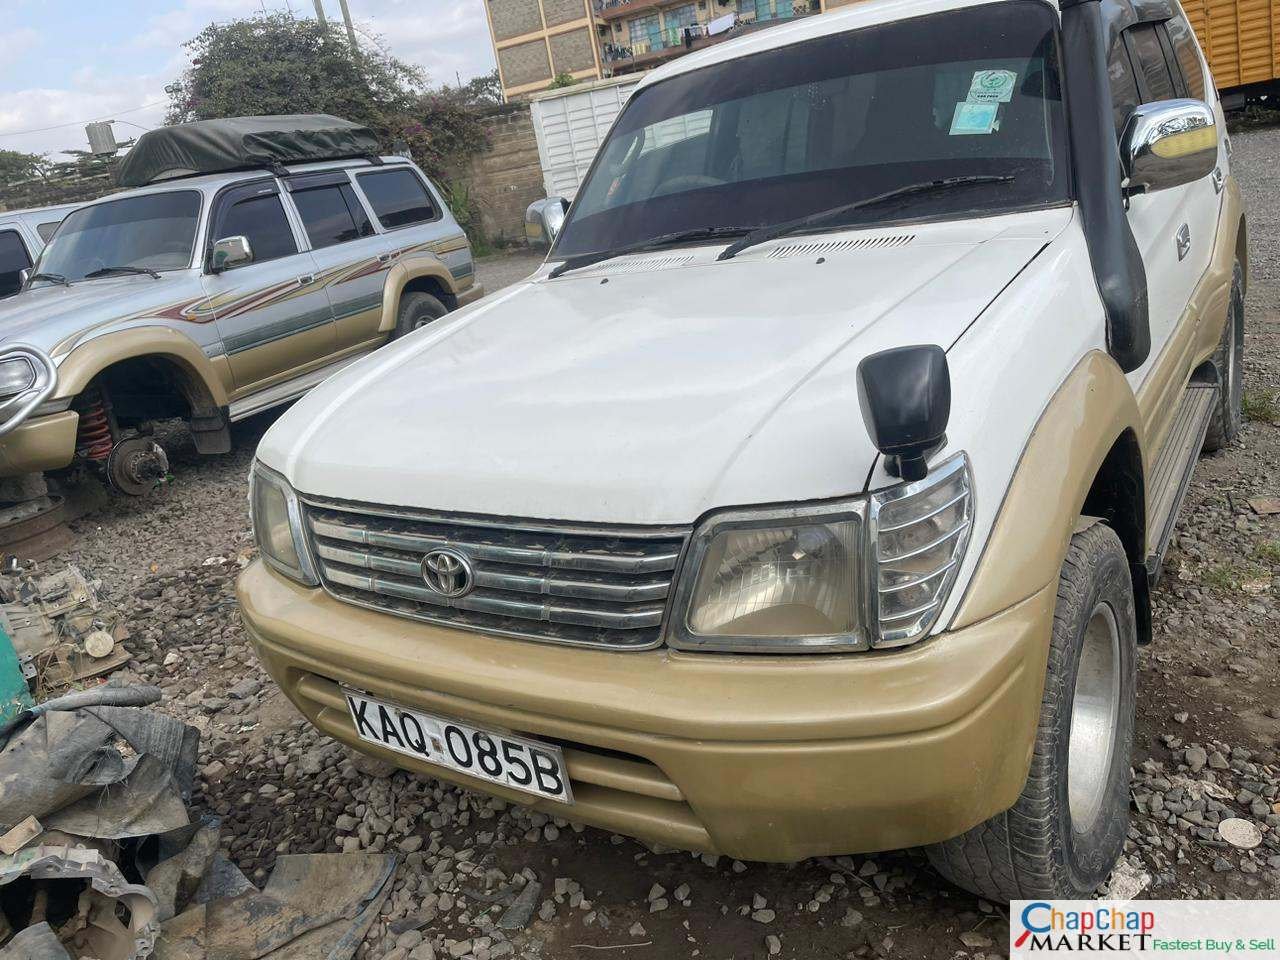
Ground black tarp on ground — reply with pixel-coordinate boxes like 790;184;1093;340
115;116;380;188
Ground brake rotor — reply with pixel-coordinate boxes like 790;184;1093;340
106;437;170;496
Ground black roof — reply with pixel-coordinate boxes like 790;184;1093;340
115;115;380;188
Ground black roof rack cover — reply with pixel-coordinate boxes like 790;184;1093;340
115;115;380;188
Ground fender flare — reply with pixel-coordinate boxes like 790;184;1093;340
54;327;231;412
378;257;460;333
952;350;1145;630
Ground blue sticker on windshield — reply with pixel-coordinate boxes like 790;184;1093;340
949;101;999;136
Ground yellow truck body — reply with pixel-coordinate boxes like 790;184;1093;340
1184;0;1280;90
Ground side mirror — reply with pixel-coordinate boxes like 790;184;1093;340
211;235;253;273
1122;99;1217;195
524;197;569;248
857;345;950;483
17;269;29;288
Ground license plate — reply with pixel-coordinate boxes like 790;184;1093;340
341;688;573;804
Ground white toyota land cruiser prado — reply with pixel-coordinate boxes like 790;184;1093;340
240;0;1247;900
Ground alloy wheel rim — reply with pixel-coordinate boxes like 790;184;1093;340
1067;601;1121;834
1228;305;1242;414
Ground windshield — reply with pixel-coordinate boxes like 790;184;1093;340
34;191;201;283
554;1;1069;260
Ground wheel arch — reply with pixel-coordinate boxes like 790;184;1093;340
55;328;229;417
378;257;459;333
952;351;1146;632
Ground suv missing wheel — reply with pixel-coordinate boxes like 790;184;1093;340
239;1;1245;901
0;116;481;495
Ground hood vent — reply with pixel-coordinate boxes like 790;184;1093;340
599;254;696;273
765;234;915;260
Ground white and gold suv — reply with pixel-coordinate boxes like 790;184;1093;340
238;2;1245;900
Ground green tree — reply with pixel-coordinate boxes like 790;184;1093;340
549;72;578;89
164;13;488;184
0;150;49;188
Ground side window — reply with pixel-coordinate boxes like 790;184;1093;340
1165;13;1207;100
0;230;32;298
36;221;62;242
214;191;298;267
356;169;437;230
1107;40;1142;140
292;183;374;249
1125;23;1178;103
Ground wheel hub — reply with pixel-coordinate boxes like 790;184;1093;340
1067;601;1121;834
107;437;169;496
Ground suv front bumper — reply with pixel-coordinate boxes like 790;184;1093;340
239;560;1053;860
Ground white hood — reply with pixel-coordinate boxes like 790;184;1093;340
259;209;1071;524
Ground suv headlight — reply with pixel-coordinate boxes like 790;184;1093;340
0;358;37;398
249;461;318;586
667;453;972;652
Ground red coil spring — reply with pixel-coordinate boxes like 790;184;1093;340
75;388;114;461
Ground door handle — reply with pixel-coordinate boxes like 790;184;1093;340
297;274;315;286
1175;224;1191;262
1212;167;1226;194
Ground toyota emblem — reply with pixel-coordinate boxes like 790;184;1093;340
421;548;474;598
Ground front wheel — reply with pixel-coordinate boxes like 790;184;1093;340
926;522;1137;900
393;292;449;339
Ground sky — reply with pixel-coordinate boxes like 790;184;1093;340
0;0;498;160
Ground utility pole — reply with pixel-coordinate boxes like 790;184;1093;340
312;0;327;26
336;0;358;51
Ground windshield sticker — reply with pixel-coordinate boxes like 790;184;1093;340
949;101;999;136
967;69;1018;103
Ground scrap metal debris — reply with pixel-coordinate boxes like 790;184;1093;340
1;682;402;960
0;564;129;696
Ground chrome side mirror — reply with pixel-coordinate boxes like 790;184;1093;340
524;197;568;248
1122;99;1217;195
17;269;29;288
211;235;253;272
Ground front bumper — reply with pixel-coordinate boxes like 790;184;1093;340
239;560;1053;861
0;410;79;478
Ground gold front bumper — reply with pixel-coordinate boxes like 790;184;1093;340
0;410;79;478
239;560;1053;860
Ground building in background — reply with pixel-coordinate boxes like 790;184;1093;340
484;0;862;99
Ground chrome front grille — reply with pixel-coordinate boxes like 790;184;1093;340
304;500;689;649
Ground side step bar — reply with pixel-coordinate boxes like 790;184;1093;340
1145;381;1218;584
228;352;373;422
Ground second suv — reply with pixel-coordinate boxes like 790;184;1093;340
0;116;482;494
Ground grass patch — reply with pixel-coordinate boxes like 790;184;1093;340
1257;541;1280;565
1204;561;1271;594
1243;388;1280;424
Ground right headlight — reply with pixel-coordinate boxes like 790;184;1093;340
249;460;319;587
667;453;972;653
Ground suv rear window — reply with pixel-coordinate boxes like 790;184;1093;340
293;183;374;249
1165;13;1206;100
1125;24;1178;102
0;230;32;298
356;169;437;229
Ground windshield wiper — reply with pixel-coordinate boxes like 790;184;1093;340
84;265;161;280
29;272;69;287
549;226;750;279
717;176;1016;261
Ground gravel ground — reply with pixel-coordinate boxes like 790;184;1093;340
51;127;1280;960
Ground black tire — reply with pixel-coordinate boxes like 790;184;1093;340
926;523;1137;900
393;292;449;339
1203;260;1245;452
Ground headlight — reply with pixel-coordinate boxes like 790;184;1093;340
0;358;36;398
668;453;972;653
249;461;318;586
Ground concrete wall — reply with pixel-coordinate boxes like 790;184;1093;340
549;28;598;73
498;38;555;88
455;103;546;245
